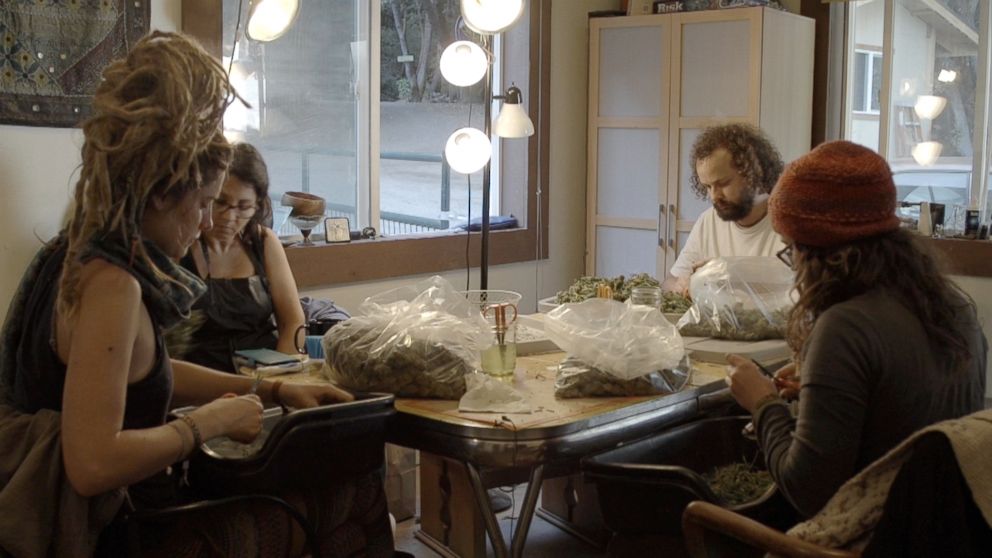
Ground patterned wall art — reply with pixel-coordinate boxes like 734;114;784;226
0;0;149;127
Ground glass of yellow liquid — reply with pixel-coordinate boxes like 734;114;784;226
481;321;517;380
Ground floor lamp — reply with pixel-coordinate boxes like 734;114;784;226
442;0;534;290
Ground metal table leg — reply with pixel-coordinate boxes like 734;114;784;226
466;462;508;558
465;462;546;558
510;464;545;558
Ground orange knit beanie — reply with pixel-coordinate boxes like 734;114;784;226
770;141;900;248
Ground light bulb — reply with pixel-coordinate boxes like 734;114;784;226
440;41;488;87
247;0;299;42
445;127;491;174
460;0;525;35
937;69;957;83
914;95;947;120
912;141;942;167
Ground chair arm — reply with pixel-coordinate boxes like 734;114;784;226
682;501;860;558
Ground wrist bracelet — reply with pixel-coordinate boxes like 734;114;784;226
179;414;203;449
271;380;286;410
166;420;188;462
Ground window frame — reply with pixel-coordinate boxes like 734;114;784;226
182;0;551;288
851;48;882;115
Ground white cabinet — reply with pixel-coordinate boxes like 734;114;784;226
586;7;814;278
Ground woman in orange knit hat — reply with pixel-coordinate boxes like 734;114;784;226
725;141;986;518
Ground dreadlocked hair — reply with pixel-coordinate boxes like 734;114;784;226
787;228;973;375
58;31;243;319
689;123;784;199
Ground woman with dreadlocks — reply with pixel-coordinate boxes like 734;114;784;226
725;141;987;520
0;32;391;556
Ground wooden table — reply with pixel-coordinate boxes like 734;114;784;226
283;352;731;558
386;352;730;558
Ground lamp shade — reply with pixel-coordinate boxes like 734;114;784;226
460;0;525;35
247;0;300;42
914;95;947;120
493;86;534;138
440;41;488;87
911;141;943;167
445;127;492;174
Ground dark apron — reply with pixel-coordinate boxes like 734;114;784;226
181;238;278;373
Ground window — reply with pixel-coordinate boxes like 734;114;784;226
839;0;986;218
197;0;549;286
852;50;882;114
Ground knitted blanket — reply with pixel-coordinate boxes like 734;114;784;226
788;409;992;549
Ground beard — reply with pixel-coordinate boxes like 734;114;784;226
713;189;755;222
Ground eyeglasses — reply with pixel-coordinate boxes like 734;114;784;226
776;244;794;268
213;199;257;217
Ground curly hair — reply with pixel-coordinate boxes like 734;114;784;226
689;123;784;199
228;143;274;245
787;229;972;375
58;31;242;318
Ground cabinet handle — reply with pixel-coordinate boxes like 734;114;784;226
669;204;677;249
658;204;666;247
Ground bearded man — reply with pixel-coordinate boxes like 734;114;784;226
668;123;787;293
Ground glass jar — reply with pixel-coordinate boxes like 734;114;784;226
629;286;663;309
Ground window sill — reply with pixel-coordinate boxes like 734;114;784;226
285;227;545;288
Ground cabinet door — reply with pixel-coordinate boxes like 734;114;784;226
587;18;671;279
665;9;762;269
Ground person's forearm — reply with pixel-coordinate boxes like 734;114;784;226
171;359;280;406
275;325;302;355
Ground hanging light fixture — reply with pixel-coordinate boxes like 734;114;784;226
937;69;957;83
460;0;525;35
247;0;300;42
912;141;943;167
440;41;489;87
493;85;534;138
914;95;947;120
444;127;492;174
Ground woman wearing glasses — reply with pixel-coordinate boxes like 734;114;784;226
179;143;306;373
725;141;986;519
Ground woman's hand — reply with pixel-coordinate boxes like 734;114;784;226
773;362;800;400
191;394;264;443
725;354;778;414
278;382;355;409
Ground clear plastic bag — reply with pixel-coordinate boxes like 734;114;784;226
676;257;794;341
554;355;693;399
543;298;685;380
322;276;493;399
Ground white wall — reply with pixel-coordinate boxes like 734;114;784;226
0;0;606;319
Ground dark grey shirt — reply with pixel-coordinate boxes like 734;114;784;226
756;289;987;518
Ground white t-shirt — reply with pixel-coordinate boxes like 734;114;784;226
669;206;785;279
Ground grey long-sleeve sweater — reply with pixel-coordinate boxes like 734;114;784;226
756;289;987;518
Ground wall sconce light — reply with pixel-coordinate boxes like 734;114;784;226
912;141;943;167
440;40;489;87
460;0;525;35
914;95;947;120
247;0;300;42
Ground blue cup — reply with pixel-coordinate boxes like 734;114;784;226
304;335;325;359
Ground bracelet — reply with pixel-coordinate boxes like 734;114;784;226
270;380;286;410
179;414;203;449
166;420;189;462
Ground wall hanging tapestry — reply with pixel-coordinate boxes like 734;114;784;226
0;0;149;127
